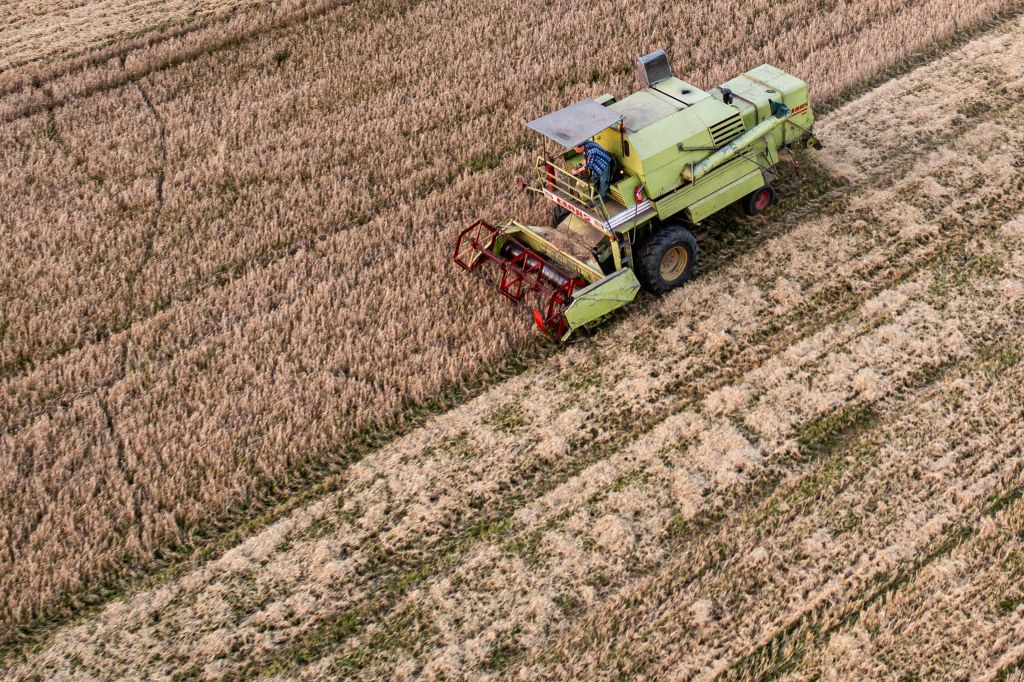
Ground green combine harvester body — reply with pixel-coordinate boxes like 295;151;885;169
454;50;821;340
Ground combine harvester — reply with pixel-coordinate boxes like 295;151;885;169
454;50;822;340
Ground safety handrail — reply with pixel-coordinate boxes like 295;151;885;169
535;156;602;207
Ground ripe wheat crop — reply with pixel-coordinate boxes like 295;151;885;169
7;15;1024;677
0;0;1019;649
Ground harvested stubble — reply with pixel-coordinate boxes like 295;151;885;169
8;16;1024;679
1;0;1021;649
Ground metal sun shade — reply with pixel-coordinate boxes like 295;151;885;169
526;99;623;149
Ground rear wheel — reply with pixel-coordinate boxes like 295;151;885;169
743;185;776;216
635;224;699;294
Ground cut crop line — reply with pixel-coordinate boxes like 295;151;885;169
533;338;1023;680
386;329;1000;675
719;396;1024;678
991;648;1024;682
730;464;1024;681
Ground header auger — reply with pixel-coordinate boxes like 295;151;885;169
453;49;822;340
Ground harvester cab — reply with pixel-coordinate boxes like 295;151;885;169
454;49;821;340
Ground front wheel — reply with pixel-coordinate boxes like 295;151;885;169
635;224;699;294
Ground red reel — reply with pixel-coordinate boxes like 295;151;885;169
532;277;585;338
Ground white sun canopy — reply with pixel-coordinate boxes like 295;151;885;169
526;99;623;148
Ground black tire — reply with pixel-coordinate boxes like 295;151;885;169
552;205;570;228
635;224;699;294
743;185;776;216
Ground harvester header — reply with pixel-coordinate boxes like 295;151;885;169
454;49;821;340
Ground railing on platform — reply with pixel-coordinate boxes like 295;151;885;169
535;155;604;209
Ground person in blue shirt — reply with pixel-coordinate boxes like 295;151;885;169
571;139;613;203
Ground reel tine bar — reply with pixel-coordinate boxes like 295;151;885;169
453;219;551;304
454;218;583;338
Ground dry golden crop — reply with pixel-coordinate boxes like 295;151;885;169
0;0;1020;656
7;15;1024;677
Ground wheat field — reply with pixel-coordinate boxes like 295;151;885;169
6;15;1024;678
2;0;1024;674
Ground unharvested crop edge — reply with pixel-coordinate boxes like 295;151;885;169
813;3;1024;116
242;174;1006;677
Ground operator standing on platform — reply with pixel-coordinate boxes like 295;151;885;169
572;139;612;202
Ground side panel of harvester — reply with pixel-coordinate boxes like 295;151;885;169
592;65;816;229
715;64;816;148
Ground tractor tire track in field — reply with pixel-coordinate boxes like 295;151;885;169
97;395;144;530
0;1;271;90
0;0;422;123
40;87;85;169
129;78;166;321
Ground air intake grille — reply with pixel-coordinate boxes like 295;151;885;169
709;114;745;147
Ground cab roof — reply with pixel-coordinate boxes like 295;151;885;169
526;99;623;148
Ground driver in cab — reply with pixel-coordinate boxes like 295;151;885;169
571;139;612;202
